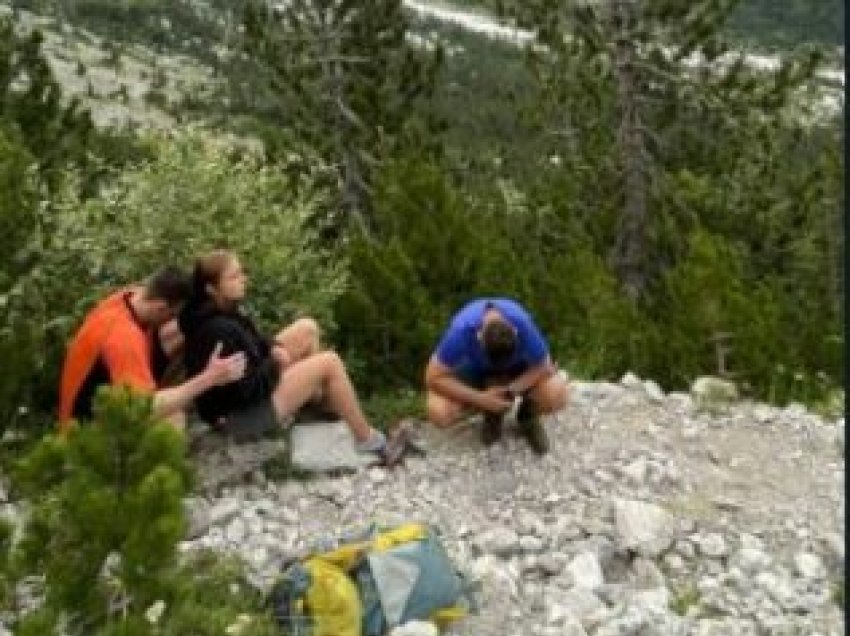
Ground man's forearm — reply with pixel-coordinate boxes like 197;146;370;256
509;360;556;395
153;371;216;418
428;374;493;412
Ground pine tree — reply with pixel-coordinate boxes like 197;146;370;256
14;387;190;633
497;0;826;298
242;0;442;234
0;16;95;192
10;387;281;635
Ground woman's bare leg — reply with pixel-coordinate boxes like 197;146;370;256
271;351;373;442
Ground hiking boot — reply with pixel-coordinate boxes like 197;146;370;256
380;420;416;467
517;399;549;455
481;412;504;446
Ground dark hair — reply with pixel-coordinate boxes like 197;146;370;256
145;266;192;308
482;319;516;365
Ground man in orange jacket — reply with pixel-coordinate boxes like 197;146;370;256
58;266;246;432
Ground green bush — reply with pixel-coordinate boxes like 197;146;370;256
49;131;345;328
0;128;48;436
14;387;190;630
336;157;642;391
649;229;771;388
11;387;277;635
17;131;345;426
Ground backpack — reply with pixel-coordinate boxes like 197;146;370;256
267;523;476;636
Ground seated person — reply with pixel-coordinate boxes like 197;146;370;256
424;297;569;454
58;266;246;432
179;249;388;454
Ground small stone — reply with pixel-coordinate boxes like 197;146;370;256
783;403;808;418
519;535;545;553
225;518;247;545
735;547;771;573
691;376;738;403
631;557;665;589
620;458;648;484
388;620;439;636
537;555;564;576
613;499;676;558
208;498;242;526
643;380;665;403
663;553;686;573
693;533;728;558
477;527;520;558
753;406;775;424
694;618;758;636
620;372;642;388
793;552;826;579
559;587;606;624
369;468;387;484
567;552;604;590
674;539;696;559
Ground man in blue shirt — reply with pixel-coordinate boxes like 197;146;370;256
424;298;569;454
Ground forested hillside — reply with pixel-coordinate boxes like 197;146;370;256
0;0;842;423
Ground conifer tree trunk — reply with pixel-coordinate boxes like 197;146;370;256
609;0;649;300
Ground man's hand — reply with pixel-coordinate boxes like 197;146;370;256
203;342;247;387
158;318;185;357
479;386;512;413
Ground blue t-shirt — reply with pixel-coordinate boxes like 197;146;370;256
434;298;548;377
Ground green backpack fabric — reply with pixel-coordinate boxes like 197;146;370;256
267;523;476;636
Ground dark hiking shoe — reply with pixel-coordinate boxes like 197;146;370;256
374;420;420;468
517;400;549;455
482;412;504;446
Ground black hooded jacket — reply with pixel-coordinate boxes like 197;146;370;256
179;299;280;423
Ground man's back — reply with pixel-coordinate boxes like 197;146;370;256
59;289;154;427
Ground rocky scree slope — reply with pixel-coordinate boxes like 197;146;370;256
174;374;844;636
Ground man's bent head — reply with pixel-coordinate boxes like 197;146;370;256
141;266;192;325
481;318;517;366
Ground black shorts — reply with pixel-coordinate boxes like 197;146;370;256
215;399;280;442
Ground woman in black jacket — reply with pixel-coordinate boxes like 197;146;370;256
179;249;387;453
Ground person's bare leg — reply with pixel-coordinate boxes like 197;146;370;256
274;318;321;363
271;351;373;442
425;390;467;428
527;373;569;415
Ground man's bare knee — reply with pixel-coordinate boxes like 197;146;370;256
426;395;462;427
427;406;454;427
532;377;569;414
